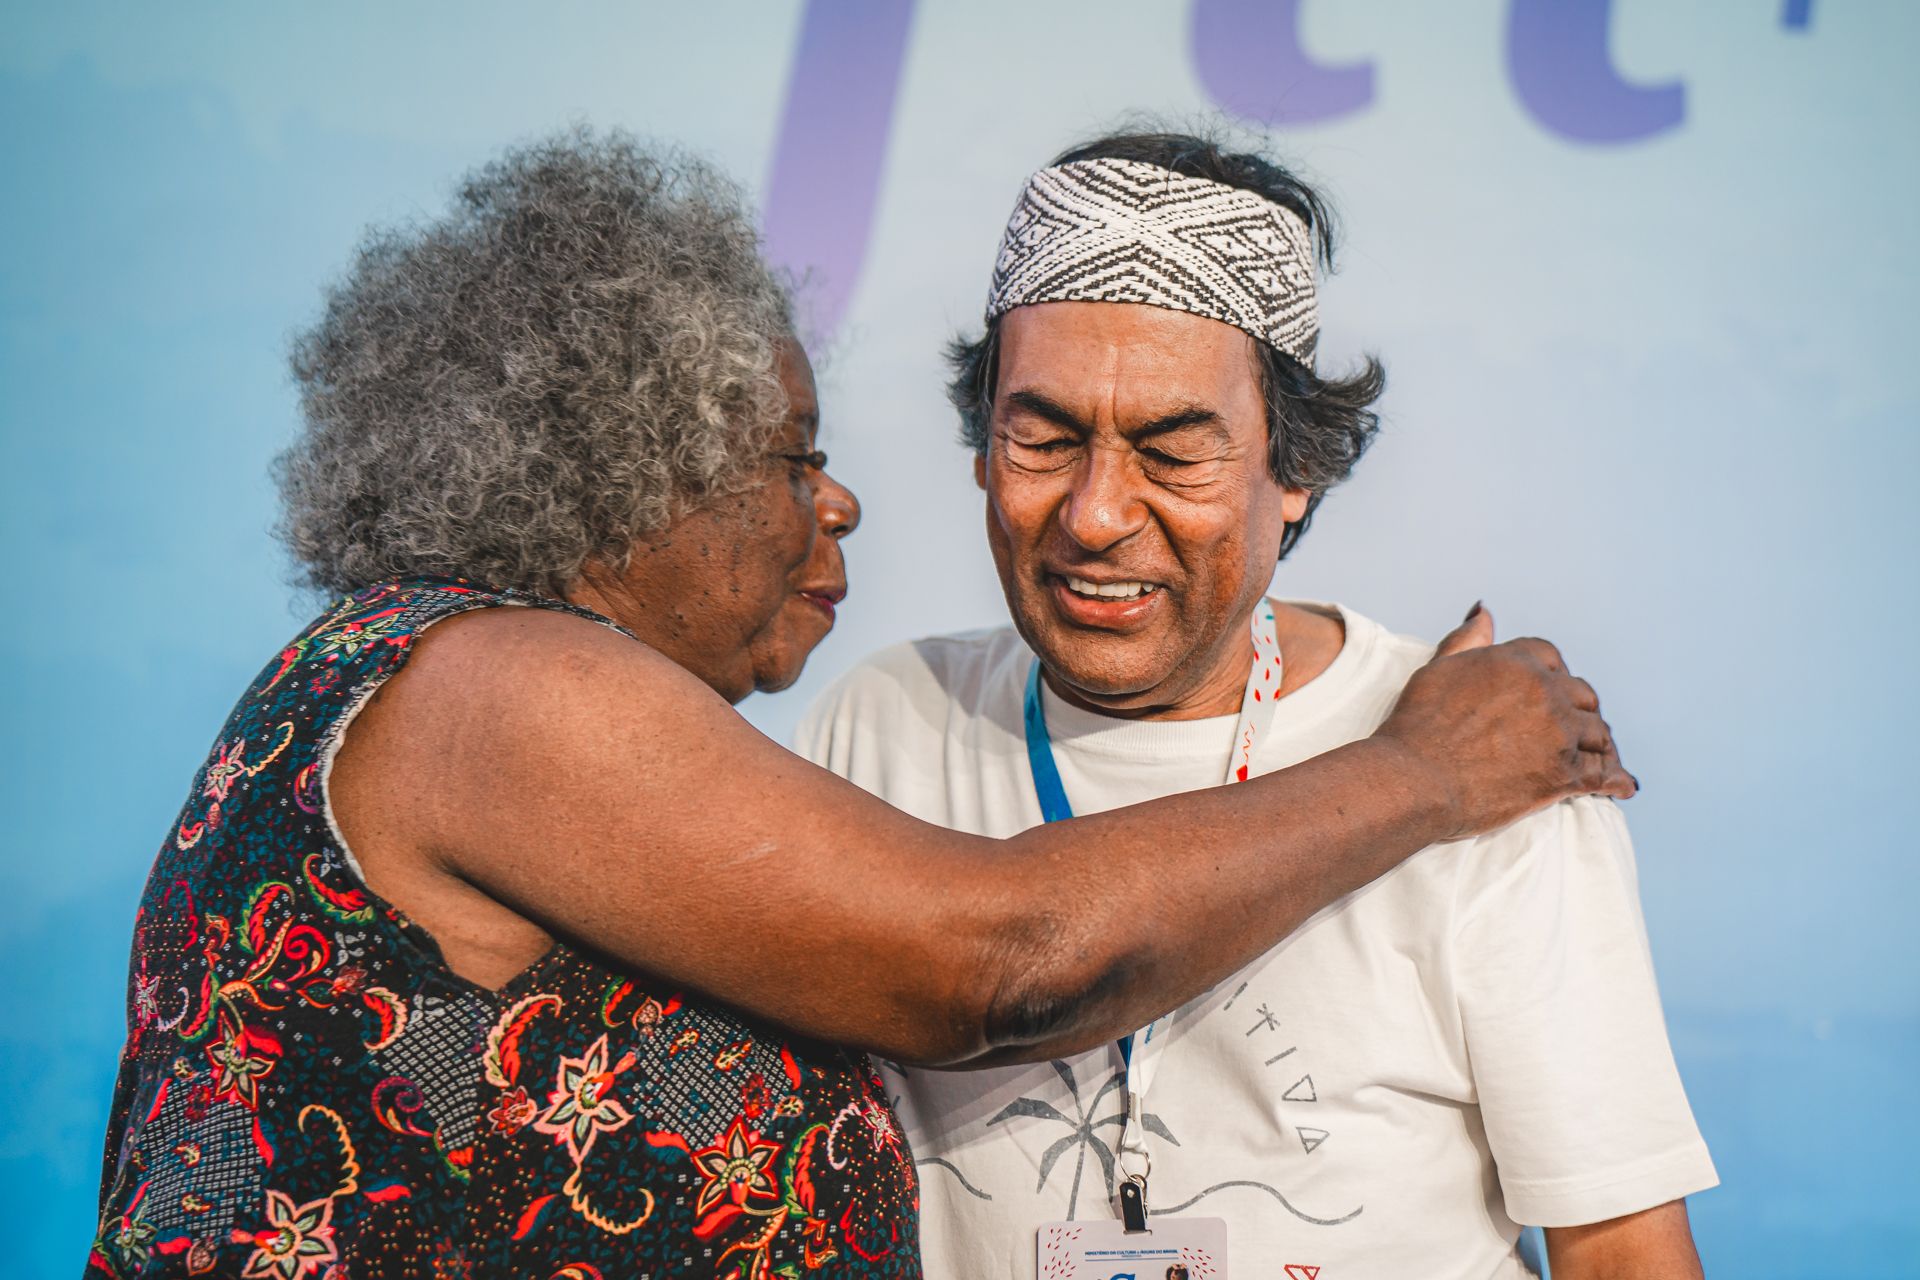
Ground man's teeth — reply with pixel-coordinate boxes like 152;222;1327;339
1065;576;1156;601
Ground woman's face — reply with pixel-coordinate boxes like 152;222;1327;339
736;341;860;696
584;340;860;703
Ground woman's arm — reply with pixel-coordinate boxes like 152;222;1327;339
331;605;1629;1067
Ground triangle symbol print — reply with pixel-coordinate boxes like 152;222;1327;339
1284;1266;1321;1280
1282;1074;1317;1102
1297;1126;1328;1154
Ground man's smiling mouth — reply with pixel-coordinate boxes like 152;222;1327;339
1061;575;1159;602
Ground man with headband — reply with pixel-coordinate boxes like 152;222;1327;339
800;133;1715;1277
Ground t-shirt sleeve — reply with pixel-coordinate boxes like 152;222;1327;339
1452;797;1718;1227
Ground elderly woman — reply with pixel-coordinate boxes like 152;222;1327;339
89;130;1632;1278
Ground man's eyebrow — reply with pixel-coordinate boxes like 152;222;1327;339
1002;391;1222;438
1003;389;1086;431
1130;406;1224;439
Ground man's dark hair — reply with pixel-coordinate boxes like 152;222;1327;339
947;130;1384;560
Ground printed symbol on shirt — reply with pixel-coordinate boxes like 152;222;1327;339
989;1059;1179;1217
1265;1046;1298;1067
914;1155;993;1202
1282;1075;1318;1103
1245;1003;1280;1034
1284;1265;1322;1279
1297;1127;1328;1154
1222;981;1249;1011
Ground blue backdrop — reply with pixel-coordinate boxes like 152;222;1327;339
4;3;1915;1275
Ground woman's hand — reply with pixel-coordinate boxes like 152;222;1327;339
1375;604;1636;842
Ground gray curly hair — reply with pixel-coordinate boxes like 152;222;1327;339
276;127;795;598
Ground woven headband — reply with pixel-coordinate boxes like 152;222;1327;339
986;157;1319;364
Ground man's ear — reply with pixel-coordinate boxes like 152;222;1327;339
1280;485;1312;524
974;452;987;490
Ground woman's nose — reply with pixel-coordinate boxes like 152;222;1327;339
816;470;861;540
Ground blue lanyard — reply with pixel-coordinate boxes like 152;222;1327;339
1022;658;1076;825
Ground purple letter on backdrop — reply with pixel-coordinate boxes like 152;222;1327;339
763;0;916;337
1191;0;1375;126
1507;0;1685;144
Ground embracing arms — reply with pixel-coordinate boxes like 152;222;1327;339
331;605;1631;1068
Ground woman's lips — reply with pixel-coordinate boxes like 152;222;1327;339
799;589;843;622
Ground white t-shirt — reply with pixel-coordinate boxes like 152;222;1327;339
796;603;1717;1280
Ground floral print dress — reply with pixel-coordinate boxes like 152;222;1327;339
88;579;920;1279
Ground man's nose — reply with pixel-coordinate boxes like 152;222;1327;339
816;470;860;540
1058;445;1147;552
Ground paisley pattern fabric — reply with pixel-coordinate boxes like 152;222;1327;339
88;579;919;1279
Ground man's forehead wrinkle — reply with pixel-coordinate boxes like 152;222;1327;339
1102;323;1255;431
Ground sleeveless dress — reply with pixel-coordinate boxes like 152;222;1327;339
88;578;920;1279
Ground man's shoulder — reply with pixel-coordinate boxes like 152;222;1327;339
1327;602;1436;690
1337;608;1637;871
1280;605;1639;901
795;626;1028;759
1470;793;1637;880
1405;794;1639;946
1265;602;1436;738
821;625;1026;705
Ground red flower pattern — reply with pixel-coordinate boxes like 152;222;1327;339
489;1086;538;1135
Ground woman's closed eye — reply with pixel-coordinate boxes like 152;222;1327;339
781;448;829;473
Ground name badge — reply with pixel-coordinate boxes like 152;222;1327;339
1037;1217;1228;1279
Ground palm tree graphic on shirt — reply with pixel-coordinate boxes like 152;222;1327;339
988;1058;1179;1218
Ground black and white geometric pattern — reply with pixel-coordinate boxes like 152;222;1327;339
625;1005;797;1151
135;1075;260;1240
986;158;1319;364
373;990;493;1150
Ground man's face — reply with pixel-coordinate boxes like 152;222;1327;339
979;302;1309;713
